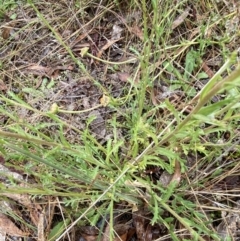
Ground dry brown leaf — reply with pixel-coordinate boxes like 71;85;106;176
129;24;144;41
201;61;214;78
101;223;110;241
1;16;15;40
1;175;42;227
2;26;11;39
172;7;191;30
150;88;159;106
145;224;152;241
0;213;28;237
97;38;123;59
23;64;74;78
0;80;8;91
24;65;52;77
101;223;129;241
4;192;32;210
114;224;129;241
0;156;5;165
133;211;145;241
51;69;60;79
3;191;41;226
70;28;94;48
80;226;99;241
117;72;131;82
126;227;136;241
170;160;181;186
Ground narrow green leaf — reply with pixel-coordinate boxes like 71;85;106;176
48;219;70;241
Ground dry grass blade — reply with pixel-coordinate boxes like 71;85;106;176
37;212;45;241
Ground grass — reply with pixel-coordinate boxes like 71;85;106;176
0;0;240;240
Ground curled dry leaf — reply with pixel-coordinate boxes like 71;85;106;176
101;223;129;241
145;224;152;241
0;164;42;226
201;61;214;78
133;211;163;241
133;211;145;241
150;88;159;106
70;27;93;48
25;65;51;76
1;13;16;40
3;189;41;227
112;224;129;241
22;64;74;79
101;223;112;241
172;7;191;30
80;226;99;241
97;38;123;59
126;227;136;241
0;213;28;237
117;72;131;82
216;201;240;240
129;24;144;41
0;80;8;91
2;26;11;39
